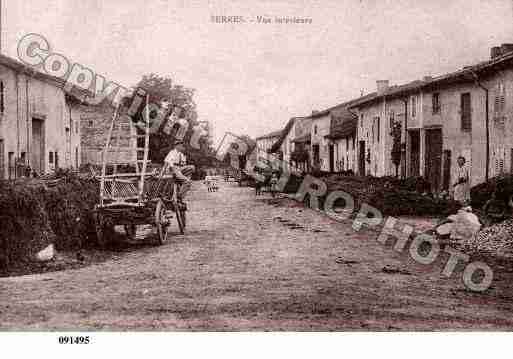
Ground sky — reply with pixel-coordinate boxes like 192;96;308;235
2;0;513;145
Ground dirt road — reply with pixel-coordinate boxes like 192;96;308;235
2;180;513;330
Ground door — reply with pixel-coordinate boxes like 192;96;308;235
358;141;366;175
0;139;4;179
329;144;334;172
31;119;44;174
312;144;320;168
409;130;420;177
425;128;443;192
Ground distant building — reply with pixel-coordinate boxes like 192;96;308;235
269;117;310;173
256;129;281;154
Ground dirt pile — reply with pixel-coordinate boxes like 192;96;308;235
471;175;513;209
318;174;459;217
0;173;99;271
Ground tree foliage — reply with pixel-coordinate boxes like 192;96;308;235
131;73;214;166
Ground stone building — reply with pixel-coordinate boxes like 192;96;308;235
269;117;309;173
256;129;281;155
350;44;513;191
0;54;81;179
73;99;137;167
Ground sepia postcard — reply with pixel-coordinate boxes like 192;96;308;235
0;0;512;356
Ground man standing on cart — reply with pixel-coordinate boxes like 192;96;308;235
163;140;194;203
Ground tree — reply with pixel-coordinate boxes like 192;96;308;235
131;73;212;164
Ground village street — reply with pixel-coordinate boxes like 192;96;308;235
2;180;513;331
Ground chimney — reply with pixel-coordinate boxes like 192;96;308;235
491;46;502;59
500;43;513;56
311;110;319;115
376;80;389;95
423;75;433;82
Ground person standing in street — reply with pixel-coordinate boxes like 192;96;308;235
453;155;470;206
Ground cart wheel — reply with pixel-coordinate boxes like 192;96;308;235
124;224;137;240
155;199;171;245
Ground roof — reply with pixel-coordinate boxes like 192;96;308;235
269;117;307;153
424;50;513;88
348;80;425;108
291;133;311;143
326;107;358;140
326;117;357;139
350;50;513;108
0;54;68;88
305;92;378;119
256;129;282;140
0;54;120;107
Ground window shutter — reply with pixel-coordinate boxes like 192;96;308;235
461;93;471;131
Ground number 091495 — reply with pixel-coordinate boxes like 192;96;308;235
58;336;90;344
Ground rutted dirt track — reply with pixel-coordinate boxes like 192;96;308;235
2;180;513;330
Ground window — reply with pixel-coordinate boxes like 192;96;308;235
461;92;472;131
314;125;318;135
360;114;363;128
494;82;506;119
411;96;417;117
389;110;395;129
49;151;54;164
432;93;441;114
88;120;94;127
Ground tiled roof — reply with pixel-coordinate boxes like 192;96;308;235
270;117;307;153
348;80;425;108
350;50;513;108
256;129;282;140
291;133;311;143
326;107;358;139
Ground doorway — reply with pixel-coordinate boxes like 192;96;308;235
358;141;366;175
409;130;420;177
425;128;443;192
312;144;320;168
31;118;45;174
0;139;3;179
329;144;334;173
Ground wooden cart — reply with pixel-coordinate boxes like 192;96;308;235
93;95;186;246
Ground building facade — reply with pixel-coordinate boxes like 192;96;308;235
0;55;81;179
256;129;281;155
350;45;513;192
76;101;136;166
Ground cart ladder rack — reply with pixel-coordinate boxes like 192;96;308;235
99;94;151;207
